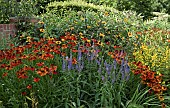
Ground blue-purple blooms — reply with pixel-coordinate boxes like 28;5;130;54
86;49;100;61
61;47;130;83
78;46;82;62
68;53;72;70
124;60;130;80
62;46;85;72
120;59;125;80
62;56;66;71
76;46;84;72
96;58;130;83
104;60;113;75
96;59;101;73
113;59;117;70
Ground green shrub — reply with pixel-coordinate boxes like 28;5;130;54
85;0;117;7
0;0;38;24
45;0;118;16
85;0;170;20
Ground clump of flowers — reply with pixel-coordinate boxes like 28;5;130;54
132;61;167;102
133;44;170;81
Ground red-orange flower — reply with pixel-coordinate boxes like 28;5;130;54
72;48;78;53
33;77;40;82
36;62;44;67
113;45;121;49
0;63;7;68
161;86;167;91
49;65;57;72
140;74;147;81
37;67;48;76
27;84;32;89
22;92;27;96
16;71;28;79
2;72;8;78
62;44;68;49
5;65;13;70
147;71;155;79
72;57;77;64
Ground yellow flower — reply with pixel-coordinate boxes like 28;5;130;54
80;17;85;21
158;95;164;101
122;37;125;40
128;32;132;37
141;44;147;50
100;42;104;47
55;41;61;44
86;40;91;43
124;18;128;23
27;36;31;39
81;36;84;39
70;27;74;30
38;21;44;24
74;21;77;24
136;35;138;39
97;41;104;47
116;35;119;38
96;23;99;26
79;32;83;36
40;29;45;32
26;36;31;42
133;43;137;46
99;33;105;37
151;54;157;61
101;21;106;24
104;11;109;16
48;37;54;41
74;41;78;44
20;35;24;38
87;26;91;29
61;39;65;42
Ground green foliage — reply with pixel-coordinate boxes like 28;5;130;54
86;0;170;20
85;0;117;7
13;20;44;46
126;84;161;108
0;33;13;50
117;0;154;20
46;0;118;16
0;1;169;107
0;0;38;24
42;10;143;54
0;0;9;23
35;0;67;14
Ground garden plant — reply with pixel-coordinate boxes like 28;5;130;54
0;0;170;108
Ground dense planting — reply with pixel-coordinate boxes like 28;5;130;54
0;1;170;108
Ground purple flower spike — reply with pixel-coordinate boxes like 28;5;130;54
120;59;125;80
124;61;130;81
68;53;72;71
113;59;117;70
125;64;130;73
87;52;91;62
112;79;115;84
102;75;105;81
98;67;102;73
112;73;116;84
96;59;101;65
62;56;66;71
78;46;82;62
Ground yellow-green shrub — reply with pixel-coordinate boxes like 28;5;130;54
132;28;170;81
